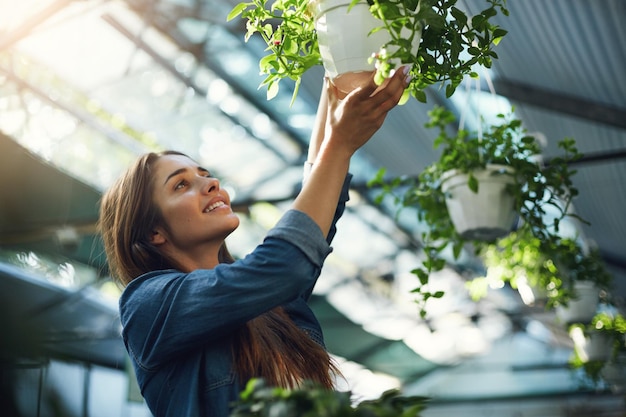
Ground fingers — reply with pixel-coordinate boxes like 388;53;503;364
326;76;340;109
372;65;412;110
348;66;411;109
355;74;381;98
322;66;413;154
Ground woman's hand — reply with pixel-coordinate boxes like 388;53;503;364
323;66;412;159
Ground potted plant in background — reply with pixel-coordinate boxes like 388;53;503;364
553;242;613;324
569;310;626;386
230;378;430;416
228;0;508;103
468;230;561;307
472;231;621;387
370;106;583;316
470;233;613;326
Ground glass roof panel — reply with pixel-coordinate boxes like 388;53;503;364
1;0;613;404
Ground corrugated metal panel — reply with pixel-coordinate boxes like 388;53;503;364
464;0;626;105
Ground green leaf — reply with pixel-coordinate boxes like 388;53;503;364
482;6;498;19
450;7;468;27
259;54;278;73
266;81;279;100
368;167;387;187
414;89;427;103
445;83;456;98
468;173;479;193
413;268;430;285
452;242;463;259
289;77;301;107
374;70;386;86
492;28;508;45
471;14;486;30
418;8;446;29
404;0;420;12
398;88;411;105
262;23;273;39
226;3;251;21
468;46;481;56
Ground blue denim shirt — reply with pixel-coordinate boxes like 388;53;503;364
119;175;351;417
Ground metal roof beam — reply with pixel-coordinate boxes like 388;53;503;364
492;79;626;130
101;13;297;164
0;0;74;51
560;148;626;167
0;66;148;155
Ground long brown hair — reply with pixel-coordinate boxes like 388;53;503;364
98;150;338;389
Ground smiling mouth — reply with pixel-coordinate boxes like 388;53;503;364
204;201;226;212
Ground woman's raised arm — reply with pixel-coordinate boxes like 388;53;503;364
293;66;411;237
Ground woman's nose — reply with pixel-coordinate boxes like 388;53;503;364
201;176;220;194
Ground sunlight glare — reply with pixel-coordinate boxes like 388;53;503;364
0;0;52;32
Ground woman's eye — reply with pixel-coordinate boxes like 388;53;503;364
175;180;187;190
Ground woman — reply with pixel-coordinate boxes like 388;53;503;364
99;68;411;417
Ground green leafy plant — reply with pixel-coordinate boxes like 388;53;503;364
230;378;429;416
468;232;613;310
594;312;626;351
469;234;619;384
228;0;508;103
569;311;626;384
370;106;583;317
467;230;563;304
550;240;613;309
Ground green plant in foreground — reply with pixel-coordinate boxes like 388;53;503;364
228;0;508;103
230;379;430;417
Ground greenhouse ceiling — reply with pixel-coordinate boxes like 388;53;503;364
0;0;625;404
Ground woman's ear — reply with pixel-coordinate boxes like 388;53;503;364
149;228;167;246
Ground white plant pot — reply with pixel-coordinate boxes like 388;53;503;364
311;0;422;93
601;359;626;392
555;281;600;324
570;327;613;362
440;164;517;241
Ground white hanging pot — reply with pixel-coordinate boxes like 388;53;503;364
440;164;517;241
310;0;422;93
570;327;613;362
555;281;600;324
601;359;626;391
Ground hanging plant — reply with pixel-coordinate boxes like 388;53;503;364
228;0;508;103
569;311;626;385
469;232;613;316
370;106;583;317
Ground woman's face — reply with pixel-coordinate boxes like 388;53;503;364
150;154;240;254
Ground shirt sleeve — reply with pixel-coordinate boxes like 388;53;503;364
326;173;352;245
120;210;332;370
290;171;352;301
